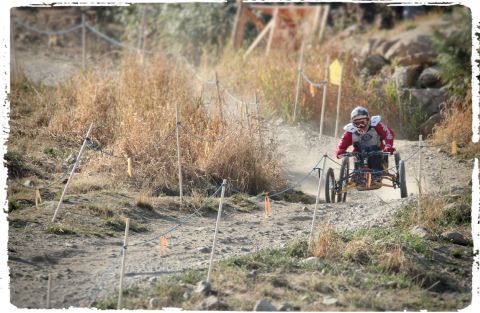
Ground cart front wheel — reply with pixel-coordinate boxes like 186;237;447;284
324;168;336;203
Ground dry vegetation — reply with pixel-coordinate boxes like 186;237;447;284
8;53;284;196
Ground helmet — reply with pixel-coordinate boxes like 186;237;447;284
351;106;369;120
350;106;370;134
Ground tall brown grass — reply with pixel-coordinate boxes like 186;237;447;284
431;91;479;157
215;43;405;137
33;53;284;194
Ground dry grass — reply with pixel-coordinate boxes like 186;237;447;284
431;91;479;158
311;224;344;258
378;244;407;273
26;53;283;194
69;173;113;194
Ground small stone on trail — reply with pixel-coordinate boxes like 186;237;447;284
202;295;228;310
302;206;309;212
197;246;211;253
278;302;293;311
254;298;277;311
195;280;211;294
148;297;161;309
409;225;429;238
322;296;338;305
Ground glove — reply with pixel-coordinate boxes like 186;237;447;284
335;150;346;159
383;144;395;154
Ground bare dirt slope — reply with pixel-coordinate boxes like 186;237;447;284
7;29;474;309
7;117;472;309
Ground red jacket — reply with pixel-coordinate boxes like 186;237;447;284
334;116;394;158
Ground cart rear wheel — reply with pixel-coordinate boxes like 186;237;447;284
394;152;401;173
337;158;349;202
324;168;336;203
399;160;408;198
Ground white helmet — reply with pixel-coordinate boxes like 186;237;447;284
351;106;370;134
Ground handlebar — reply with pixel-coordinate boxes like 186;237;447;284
339;151;392;158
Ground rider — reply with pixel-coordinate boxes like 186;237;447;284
334;106;395;179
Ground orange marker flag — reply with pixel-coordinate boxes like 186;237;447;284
309;84;316;97
35;189;42;209
264;193;271;218
160;235;168;256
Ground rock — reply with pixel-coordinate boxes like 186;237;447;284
302;206;309;212
393;65;422;88
384;31;436;65
195;280;211;294
322;296;338;305
65;154;75;164
197;246;211;253
247;269;258;279
420;113;442;136
441;231;470;246
373;38;400;56
148;277;158;285
396;52;437;66
254;298;277;311
418;66;442;88
241;247;251;252
23;180;33;187
410;225;429;238
399;88;448;115
362;54;389;75
338;24;362;39
148;298;161;309
183;291;191;300
303;256;322;264
278;302;293;311
202;296;228;310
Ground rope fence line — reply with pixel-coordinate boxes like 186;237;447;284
12;17;83;36
300;70;328;88
128;182;224;248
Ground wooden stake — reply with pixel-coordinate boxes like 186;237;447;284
175;103;183;205
318;5;330;43
417;135;423;225
293;40;305;122
81;13;86;69
207;179;227;283
35;189;42;209
214;72;223;119
308;161;325;253
266;7;279;56
52;123;93;223
117;218;130;310
319;55;329;139
244;20;273;58
333;64;344;139
127;157;132;177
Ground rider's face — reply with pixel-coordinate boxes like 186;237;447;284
353;118;368;129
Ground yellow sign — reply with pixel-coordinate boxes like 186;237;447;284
329;59;343;86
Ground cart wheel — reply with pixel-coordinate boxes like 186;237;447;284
324;168;336;203
337;157;349;202
399;160;408;198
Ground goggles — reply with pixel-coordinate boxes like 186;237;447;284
352;118;368;127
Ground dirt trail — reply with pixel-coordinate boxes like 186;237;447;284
7;50;474;309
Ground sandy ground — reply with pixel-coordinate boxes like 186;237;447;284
7;49;474;309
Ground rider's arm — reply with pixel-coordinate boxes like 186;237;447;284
374;122;395;149
334;131;353;158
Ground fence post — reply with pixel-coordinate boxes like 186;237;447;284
52;123;93;222
117;218;130;310
333;64;344;139
293;40;305;122
175;103;183;205
417;134;423;224
207;179;227;283
319;55;330;139
81;13;86;69
46;273;52;309
214;72;224;120
308;156;326;253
